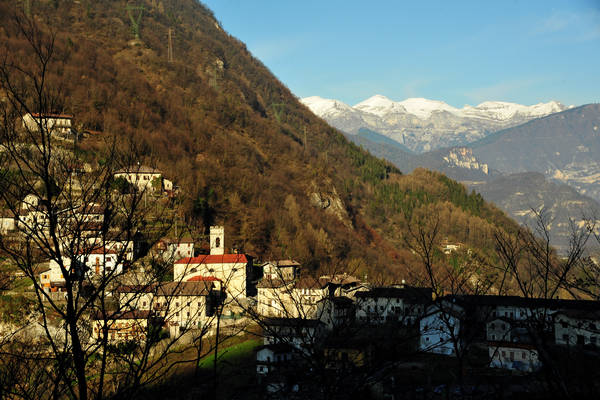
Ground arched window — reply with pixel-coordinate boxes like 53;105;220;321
215;237;220;248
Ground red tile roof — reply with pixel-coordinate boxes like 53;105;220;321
187;275;221;282
30;113;74;119
174;254;248;265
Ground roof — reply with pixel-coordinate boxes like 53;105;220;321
115;165;161;174
319;274;361;286
80;247;117;255
450;295;600;311
262;259;301;268
93;310;152;320
186;275;221;282
487;341;537;351
30;112;73;119
355;286;432;302
554;309;600;321
174;254;249;265
115;284;157;293
161;237;194;244
295;276;326;290
256;278;293;289
156;281;214;297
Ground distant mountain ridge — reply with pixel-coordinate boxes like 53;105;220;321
339;104;600;254
302;95;569;153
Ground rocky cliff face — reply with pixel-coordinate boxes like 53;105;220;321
443;148;488;175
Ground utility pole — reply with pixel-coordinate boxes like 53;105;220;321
303;126;308;155
167;27;174;63
126;5;145;40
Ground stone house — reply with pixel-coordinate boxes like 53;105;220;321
554;309;600;347
488;342;541;372
91;310;152;344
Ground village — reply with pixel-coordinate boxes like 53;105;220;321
1;113;600;398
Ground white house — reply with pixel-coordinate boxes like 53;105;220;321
355;286;431;325
554;310;600;347
488;342;541;372
22;112;73;136
419;301;464;356
79;247;123;277
0;211;15;234
114;165;163;192
256;343;296;376
155;237;194;262
262;317;325;353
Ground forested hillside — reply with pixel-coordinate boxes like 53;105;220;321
0;0;521;280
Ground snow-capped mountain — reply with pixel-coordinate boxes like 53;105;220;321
301;95;569;153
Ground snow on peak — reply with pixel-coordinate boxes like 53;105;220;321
398;98;459;119
464;100;567;120
300;96;354;117
354;95;407;117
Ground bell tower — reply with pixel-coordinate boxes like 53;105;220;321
210;226;225;255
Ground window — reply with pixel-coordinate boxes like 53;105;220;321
563;334;569;343
491;334;496;340
509;352;514;361
143;301;147;307
522;352;526;359
491;323;495;329
501;324;506;330
502;351;506;357
561;321;568;329
215;237;220;248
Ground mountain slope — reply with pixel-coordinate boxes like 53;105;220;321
302;95;568;153
0;0;522;279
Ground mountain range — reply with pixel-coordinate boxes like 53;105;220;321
305;94;600;253
302;95;569;153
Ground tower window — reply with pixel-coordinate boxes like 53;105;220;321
215;237;220;248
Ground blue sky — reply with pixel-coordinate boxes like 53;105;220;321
202;0;600;107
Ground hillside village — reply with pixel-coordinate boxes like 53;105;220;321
1;111;600;398
0;1;599;398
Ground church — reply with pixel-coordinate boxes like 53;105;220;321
173;226;252;300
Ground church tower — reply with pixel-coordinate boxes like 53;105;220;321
210;226;225;255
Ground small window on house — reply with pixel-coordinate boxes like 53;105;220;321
491;323;495;329
561;321;568;329
187;302;190;307
175;312;179;316
215;237;220;248
491;334;496;340
522;352;526;359
501;324;506;330
563;334;569;342
187;312;190;317
501;351;506;357
176;302;179;307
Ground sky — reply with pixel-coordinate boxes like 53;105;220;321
202;0;600;108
